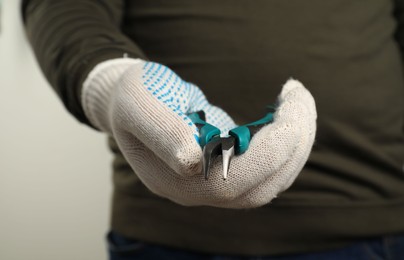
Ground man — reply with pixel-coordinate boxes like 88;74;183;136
22;0;404;259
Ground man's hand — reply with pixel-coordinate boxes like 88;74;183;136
82;58;236;176
122;79;317;208
82;58;317;208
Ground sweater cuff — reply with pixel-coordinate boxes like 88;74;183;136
81;57;144;132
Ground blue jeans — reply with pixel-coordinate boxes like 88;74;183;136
107;231;404;260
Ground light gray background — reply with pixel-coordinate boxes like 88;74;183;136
1;1;112;259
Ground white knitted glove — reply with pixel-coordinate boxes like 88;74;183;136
120;79;317;208
82;58;317;208
82;58;236;177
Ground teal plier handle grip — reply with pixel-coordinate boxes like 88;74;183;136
188;106;276;154
188;108;276;180
188;111;221;148
229;106;275;155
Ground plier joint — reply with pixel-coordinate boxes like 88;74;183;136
189;106;276;180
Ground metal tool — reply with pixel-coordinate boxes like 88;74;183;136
188;111;222;179
223;106;275;178
189;106;276;180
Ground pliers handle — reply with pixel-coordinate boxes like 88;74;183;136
229;106;275;155
188;106;276;180
187;111;221;148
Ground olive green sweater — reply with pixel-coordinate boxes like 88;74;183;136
23;0;404;255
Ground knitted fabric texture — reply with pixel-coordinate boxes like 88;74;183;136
82;58;236;177
82;58;317;208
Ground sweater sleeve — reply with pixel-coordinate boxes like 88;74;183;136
21;0;147;125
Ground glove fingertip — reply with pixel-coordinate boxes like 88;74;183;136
174;145;203;177
280;78;305;98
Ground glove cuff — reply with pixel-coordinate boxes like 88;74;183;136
81;57;143;132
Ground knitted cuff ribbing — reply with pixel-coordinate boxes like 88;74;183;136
81;58;143;132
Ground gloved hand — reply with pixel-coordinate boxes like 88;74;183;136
82;58;317;209
82;58;237;177
116;79;316;208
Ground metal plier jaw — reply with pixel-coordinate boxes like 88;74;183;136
188;106;276;180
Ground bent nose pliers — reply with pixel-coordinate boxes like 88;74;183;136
188;106;276;180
